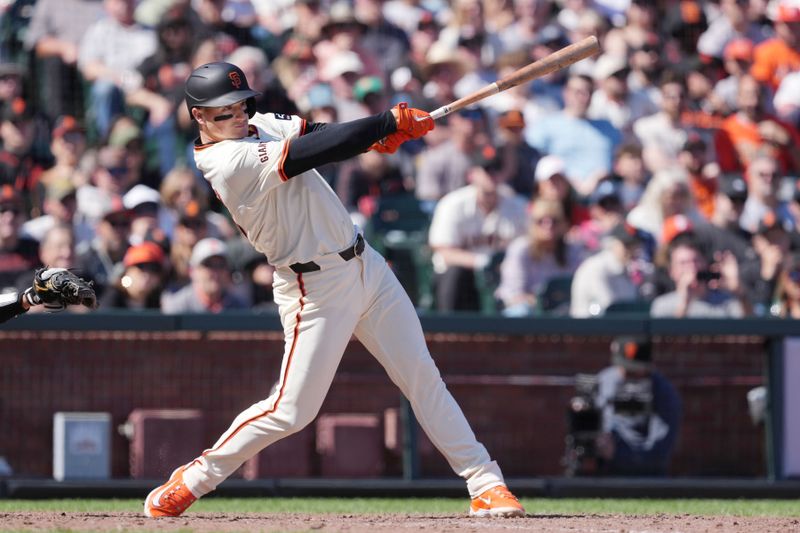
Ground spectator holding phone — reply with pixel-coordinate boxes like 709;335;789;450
650;233;746;318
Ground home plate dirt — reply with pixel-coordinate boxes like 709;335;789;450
0;512;798;532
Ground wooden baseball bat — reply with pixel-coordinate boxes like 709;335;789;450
429;35;601;120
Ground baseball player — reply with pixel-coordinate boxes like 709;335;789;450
144;62;525;519
0;267;97;323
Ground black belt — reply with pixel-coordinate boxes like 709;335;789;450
289;234;365;274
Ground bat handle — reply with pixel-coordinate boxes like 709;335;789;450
429;106;451;121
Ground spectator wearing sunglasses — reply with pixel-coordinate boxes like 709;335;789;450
74;195;132;297
164;199;210;293
496;198;584;316
99;241;166;310
161;238;248;314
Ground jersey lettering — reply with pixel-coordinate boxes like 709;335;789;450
257;142;269;163
274;113;291;121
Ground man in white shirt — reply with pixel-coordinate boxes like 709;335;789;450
428;145;529;312
570;222;649;317
78;0;157;138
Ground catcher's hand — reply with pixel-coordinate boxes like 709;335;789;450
32;267;97;311
369;131;413;154
391;102;434;139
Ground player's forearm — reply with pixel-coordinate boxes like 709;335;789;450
283;112;396;177
0;291;28;324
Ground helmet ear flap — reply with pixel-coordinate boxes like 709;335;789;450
246;97;256;118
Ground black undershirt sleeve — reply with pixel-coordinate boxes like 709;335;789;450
283;111;396;178
0;292;26;325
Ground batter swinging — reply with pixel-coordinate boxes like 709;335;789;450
144;62;524;519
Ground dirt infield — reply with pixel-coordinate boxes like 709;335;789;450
0;512;797;532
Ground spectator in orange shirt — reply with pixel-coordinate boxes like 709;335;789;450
750;2;800;91
678;134;719;221
714;75;800;174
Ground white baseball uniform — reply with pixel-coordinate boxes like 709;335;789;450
182;112;506;497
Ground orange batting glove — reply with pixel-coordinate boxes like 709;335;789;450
391;102;434;139
369;131;413;154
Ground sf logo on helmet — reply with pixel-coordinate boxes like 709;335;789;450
229;71;242;88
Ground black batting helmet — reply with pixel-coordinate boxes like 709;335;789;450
185;62;261;118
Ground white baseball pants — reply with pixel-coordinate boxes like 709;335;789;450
182;242;505;497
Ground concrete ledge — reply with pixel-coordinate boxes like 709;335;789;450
3;477;800;500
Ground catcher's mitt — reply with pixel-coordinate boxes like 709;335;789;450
32;267;97;311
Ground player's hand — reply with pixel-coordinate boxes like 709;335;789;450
369;131;413;154
391;102;434;139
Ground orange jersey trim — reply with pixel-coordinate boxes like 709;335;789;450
299;119;307;136
194;273;306;463
278;139;291;182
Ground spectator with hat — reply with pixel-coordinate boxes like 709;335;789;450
40;116;88;191
76;145;138;226
588;53;658;135
496;198;584;316
751;1;800;92
74;195;132;296
741;209;795;316
0;97;50;199
123;184;163;246
650;233;746;318
20;176;92;247
712;38;755;116
99;240;166;310
428;144;528;312
0;185;38;292
570;221;652;317
353;76;388;116
158;166;230;241
317;50;369;122
677;134;719;221
532;154;588;228
163;199;210;293
495;109;540;198
106;116;153;188
161;237;248;314
421;40;471;108
592;335;682;476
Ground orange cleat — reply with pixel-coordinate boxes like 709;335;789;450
469;484;525;518
144;465;198;517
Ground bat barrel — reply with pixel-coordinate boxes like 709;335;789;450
428;35;601;121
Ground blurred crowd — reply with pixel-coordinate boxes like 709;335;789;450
0;0;799;317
